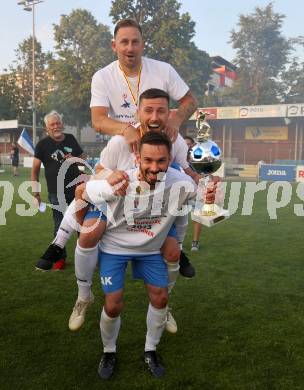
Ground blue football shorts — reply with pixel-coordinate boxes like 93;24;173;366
83;202;107;221
167;223;177;238
98;251;169;293
170;162;182;171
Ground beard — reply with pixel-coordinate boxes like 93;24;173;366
139;168;167;187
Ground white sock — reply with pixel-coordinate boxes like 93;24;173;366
175;215;188;249
165;260;180;294
100;307;121;353
176;224;187;245
145;303;167;352
75;241;98;301
52;200;77;248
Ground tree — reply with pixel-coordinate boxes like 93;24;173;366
3;37;49;125
0;73;16;120
281;37;304;103
49;9;114;139
225;2;292;105
110;0;212;104
281;58;304;103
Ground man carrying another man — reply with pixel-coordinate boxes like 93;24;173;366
36;89;200;335
81;131;209;379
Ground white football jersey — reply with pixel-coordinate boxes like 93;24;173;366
99;133;189;170
91;57;189;126
86;167;196;255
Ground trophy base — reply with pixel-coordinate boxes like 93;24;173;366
191;204;229;227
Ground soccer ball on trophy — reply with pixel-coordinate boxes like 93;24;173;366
189;111;229;227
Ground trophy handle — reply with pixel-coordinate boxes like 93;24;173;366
199;176;217;216
192;176;229;227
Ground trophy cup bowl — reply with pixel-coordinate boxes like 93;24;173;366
189;139;222;175
189;112;229;227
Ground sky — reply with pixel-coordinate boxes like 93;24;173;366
0;0;303;72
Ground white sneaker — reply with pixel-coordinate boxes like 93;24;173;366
68;293;94;331
191;241;200;251
165;308;177;334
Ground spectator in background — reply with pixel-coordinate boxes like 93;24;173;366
184;136;195;164
183;135;195;148
31;110;85;270
10;142;19;176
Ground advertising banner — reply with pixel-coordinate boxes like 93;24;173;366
259;164;296;182
296;166;304;182
287;104;304;117
217;107;239;119
0;119;18;129
245;126;288;140
240;105;286;119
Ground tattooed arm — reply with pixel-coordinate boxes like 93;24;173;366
166;90;198;141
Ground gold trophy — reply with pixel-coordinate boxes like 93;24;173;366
189;112;229;227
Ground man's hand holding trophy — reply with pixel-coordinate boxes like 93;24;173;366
189;111;230;227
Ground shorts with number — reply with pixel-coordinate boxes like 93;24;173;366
98;251;168;293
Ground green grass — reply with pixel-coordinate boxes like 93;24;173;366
0;168;304;389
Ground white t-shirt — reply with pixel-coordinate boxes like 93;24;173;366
86;167;196;255
99;133;189;170
90;57;189;125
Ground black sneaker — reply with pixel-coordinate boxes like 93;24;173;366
98;352;116;380
35;244;64;271
143;351;165;378
35;258;53;271
179;250;196;278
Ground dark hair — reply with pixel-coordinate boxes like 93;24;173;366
114;19;142;37
184;136;195;144
139;88;170;105
139;131;172;154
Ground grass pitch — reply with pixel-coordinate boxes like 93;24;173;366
0;168;304;389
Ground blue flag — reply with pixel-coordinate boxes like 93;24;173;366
17;128;35;155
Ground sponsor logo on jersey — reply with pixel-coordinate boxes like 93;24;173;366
121;98;131;108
